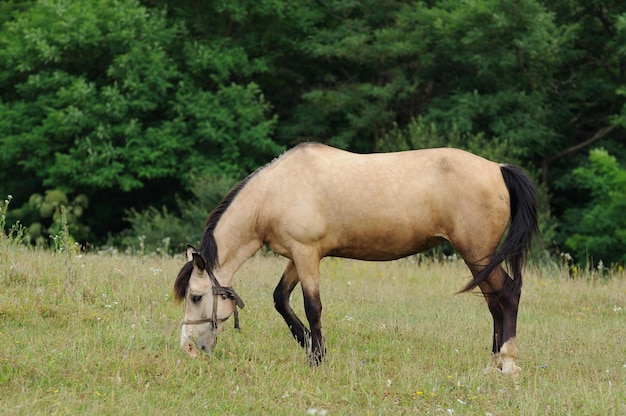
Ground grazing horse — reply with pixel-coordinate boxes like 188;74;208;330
174;142;539;374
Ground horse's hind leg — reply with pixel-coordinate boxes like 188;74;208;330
478;265;521;375
273;260;311;349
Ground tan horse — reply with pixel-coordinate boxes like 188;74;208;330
174;143;539;374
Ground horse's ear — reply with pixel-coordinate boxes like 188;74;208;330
191;252;206;271
186;244;197;262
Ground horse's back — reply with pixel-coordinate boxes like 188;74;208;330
258;143;510;261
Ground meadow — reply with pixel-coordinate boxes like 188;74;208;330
1;244;625;415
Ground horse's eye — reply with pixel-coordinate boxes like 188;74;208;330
190;295;202;304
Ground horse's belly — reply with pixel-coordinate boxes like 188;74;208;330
325;229;447;261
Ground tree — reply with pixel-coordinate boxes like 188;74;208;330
277;0;573;156
562;148;626;266
0;0;281;241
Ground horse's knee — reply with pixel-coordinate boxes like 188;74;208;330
273;279;286;313
274;273;298;314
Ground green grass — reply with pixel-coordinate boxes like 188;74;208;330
1;245;625;415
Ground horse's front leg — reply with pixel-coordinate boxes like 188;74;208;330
273;260;310;348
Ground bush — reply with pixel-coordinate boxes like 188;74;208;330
120;176;236;255
562;148;626;266
6;189;89;246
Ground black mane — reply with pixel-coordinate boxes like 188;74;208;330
171;144;303;302
199;175;256;272
173;170;261;301
173;260;193;301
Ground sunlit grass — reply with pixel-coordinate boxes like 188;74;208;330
1;246;625;415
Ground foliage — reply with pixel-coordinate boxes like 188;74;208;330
120;176;236;255
0;0;281;240
0;195;27;246
6;189;89;246
2;0;626;263
563;148;626;266
282;0;571;156
377;118;517;163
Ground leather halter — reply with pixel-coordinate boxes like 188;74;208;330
182;271;245;334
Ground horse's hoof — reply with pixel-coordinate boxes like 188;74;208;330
483;364;521;376
307;355;323;366
307;350;326;366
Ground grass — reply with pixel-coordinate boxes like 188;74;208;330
0;244;625;415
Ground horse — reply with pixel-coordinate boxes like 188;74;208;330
174;142;539;375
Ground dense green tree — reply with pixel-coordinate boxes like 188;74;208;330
0;0;281;240
563;148;626;265
278;0;571;156
2;0;626;263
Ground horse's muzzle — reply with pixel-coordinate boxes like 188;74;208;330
182;336;215;358
182;340;197;357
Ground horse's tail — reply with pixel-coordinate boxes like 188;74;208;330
461;164;540;293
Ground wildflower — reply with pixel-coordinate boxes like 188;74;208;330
416;390;424;396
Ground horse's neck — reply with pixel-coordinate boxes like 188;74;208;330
212;198;263;286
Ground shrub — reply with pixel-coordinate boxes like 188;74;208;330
120;176;236;255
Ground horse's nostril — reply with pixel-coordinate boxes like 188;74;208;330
185;341;199;358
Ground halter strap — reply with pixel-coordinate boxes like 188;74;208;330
182;271;245;333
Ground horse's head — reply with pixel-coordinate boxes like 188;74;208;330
174;246;244;357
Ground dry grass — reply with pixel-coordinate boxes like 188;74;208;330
1;245;625;415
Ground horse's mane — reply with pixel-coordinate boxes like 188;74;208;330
198;146;312;270
173;161;274;301
199;176;255;272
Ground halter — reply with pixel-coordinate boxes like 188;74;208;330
182;271;245;334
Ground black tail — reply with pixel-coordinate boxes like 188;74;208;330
461;164;540;293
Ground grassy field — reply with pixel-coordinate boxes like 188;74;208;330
0;244;625;415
